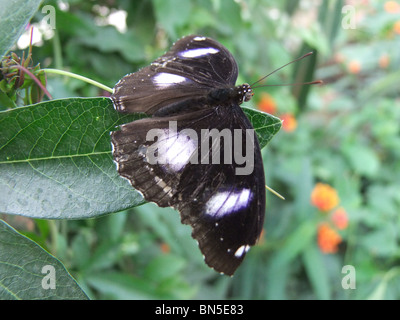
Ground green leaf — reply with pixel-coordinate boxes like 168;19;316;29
243;107;282;149
361;70;400;102
0;90;17;110
318;0;343;46
266;221;315;299
343;143;380;177
302;244;331;300
0;0;43;57
78;26;146;63
297;24;329;56
367;268;400;300
0;219;88;300
0;97;145;219
152;0;192;38
84;271;159;299
0;98;281;219
144;254;186;283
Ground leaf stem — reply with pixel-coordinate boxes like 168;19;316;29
42;68;113;93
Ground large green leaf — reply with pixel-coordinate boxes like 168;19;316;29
0;98;145;219
0;219;87;300
0;97;281;219
0;0;43;57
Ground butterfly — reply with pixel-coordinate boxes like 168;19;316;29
110;35;266;276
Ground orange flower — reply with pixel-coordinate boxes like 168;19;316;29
257;92;277;114
347;60;361;74
379;54;390;69
384;1;400;13
394;21;400;34
311;183;339;212
280;113;297;132
331;207;349;230
317;223;342;254
160;243;170;254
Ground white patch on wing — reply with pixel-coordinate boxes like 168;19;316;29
234;245;250;258
205;189;252;218
179;47;219;58
157;129;197;172
193;36;206;41
152;72;188;88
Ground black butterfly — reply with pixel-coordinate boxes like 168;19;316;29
111;35;265;276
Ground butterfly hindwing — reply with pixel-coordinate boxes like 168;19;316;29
111;102;265;275
174;104;265;275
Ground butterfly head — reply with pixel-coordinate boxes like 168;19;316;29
237;83;253;104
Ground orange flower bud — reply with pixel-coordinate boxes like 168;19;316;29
384;1;400;13
331;207;349;230
311;183;339;212
280;113;297;132
257;92;277;114
317;223;342;254
347;60;361;74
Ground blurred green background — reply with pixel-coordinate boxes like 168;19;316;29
2;0;400;299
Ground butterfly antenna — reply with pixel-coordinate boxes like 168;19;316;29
252;80;323;89
250;52;322;88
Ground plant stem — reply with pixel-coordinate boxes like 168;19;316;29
265;185;285;200
12;65;53;99
52;30;63;70
42;68;113;93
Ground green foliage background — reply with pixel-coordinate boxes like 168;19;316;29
1;0;400;299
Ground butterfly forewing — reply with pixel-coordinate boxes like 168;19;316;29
111;35;266;275
111;35;238;115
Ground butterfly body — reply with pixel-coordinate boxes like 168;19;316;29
111;35;265;275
